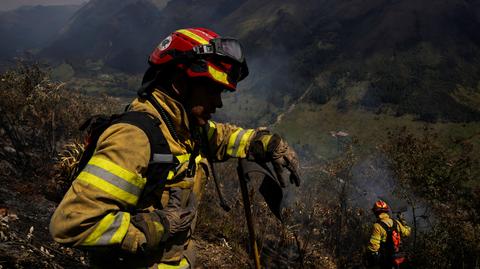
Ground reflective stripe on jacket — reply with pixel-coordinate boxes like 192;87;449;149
49;89;254;268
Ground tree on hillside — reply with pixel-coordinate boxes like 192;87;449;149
380;127;480;268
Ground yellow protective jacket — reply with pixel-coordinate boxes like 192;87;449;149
367;213;411;253
49;90;255;268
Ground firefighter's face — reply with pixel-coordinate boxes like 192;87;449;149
185;79;224;126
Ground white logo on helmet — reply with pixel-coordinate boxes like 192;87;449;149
158;35;172;51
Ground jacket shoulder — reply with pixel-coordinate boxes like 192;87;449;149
96;122;151;175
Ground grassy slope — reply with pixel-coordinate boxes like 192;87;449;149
275;100;480;161
270;55;480;161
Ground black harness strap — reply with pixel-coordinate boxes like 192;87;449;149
113;111;178;200
112;111;163;159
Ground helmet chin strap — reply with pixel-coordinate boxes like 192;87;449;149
167;71;192;105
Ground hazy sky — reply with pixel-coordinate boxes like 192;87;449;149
0;0;88;11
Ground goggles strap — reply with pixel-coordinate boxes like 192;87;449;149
193;44;214;55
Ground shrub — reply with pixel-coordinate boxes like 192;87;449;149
380;127;480;268
0;62;121;192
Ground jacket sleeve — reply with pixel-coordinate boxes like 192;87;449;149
396;219;411;238
204;120;255;161
367;223;385;252
49;123;153;249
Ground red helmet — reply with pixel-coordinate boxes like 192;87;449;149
149;28;248;91
372;200;390;214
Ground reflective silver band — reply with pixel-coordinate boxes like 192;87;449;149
230;129;246;157
151;153;175;164
95;212;125;245
83;164;142;197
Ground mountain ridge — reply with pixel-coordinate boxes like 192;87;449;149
1;0;479;122
0;4;80;64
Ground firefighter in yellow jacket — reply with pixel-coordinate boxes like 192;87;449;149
367;200;411;269
49;28;300;268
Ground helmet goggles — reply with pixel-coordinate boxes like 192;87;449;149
193;38;245;64
191;38;248;87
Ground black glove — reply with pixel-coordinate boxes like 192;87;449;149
131;188;196;251
248;130;300;187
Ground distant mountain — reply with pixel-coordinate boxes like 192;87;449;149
40;0;247;72
0;0;87;11
0;5;80;61
222;0;480;122
2;0;480;122
40;0;164;72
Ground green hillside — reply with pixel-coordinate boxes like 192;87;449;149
275;100;480;161
21;0;476;123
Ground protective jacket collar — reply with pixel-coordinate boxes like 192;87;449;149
129;89;193;151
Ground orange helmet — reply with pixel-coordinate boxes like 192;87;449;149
372;200;390;214
148;27;248;91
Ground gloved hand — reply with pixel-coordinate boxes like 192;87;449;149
121;224;147;253
130;188;196;251
248;130;300;187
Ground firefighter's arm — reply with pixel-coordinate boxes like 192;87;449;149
49;123;152;252
396;219;411;238
205;121;300;186
204;120;255;160
367;223;385;252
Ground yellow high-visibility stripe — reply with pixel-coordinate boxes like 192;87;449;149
167;154;202;180
157;258;189;269
207;121;216;140
260;135;272;152
226;129;242;156
89;156;146;188
82;213;116;245
176;29;209;45
174;153;202;164
208;64;229;85
110;213;130;244
78;171;139;205
81;212;130;246
167;170;175;180
176;154;190;164
236;129;255;158
82;164;143;198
